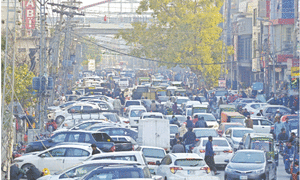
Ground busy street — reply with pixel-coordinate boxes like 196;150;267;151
2;0;300;180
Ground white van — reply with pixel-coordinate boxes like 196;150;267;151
128;105;147;128
119;77;130;88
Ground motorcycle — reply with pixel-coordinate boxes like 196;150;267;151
284;153;294;174
279;140;286;156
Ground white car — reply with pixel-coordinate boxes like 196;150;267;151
192;137;233;166
224;127;255;150
243;103;268;115
47;101;76;112
193;113;219;129
252;118;273;133
37;160;141;180
175;96;190;106
85;151;147;166
54;120;107;133
156;153;213;180
13;144;99;175
136;146;166;175
127;105;147;128
57;114;107;130
170;124;179;139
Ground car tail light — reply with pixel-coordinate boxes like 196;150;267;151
223;150;233;153
148;162;156;165
110;146;115;152
132;145;135;151
200;166;210;174
251;112;254;114
170;167;183;174
271;126;274;130
164;148;168;151
124;121;130;124
199;149;205;153
195;138;199;141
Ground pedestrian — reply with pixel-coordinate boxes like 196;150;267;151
284;117;292;138
274;119;285;140
245;115;253;129
171;133;182;148
172;102;178;114
185;116;194;129
192;115;199;124
242;108;250;117
150;100;157;112
183;127;196;153
205;136;218;175
91;144;100;155
59;93;66;105
195;117;208;128
113;97;122;116
172;139;185;153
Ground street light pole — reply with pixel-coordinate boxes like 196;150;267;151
257;17;276;94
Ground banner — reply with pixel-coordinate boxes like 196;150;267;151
291;67;300;77
22;0;36;29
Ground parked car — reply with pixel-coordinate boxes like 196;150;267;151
25;131;115;153
243;103;268;115
156;153;213;180
15;144;100;175
224;127;255;150
193;137;233;167
126;105;147;128
224;150;276;180
254;105;292;120
193;113;219;129
136;146;166;174
252;118;273;133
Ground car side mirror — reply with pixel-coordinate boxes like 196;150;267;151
239;142;243;145
226;134;230;138
48;139;53;143
267;160;273;163
40;154;46;158
156;161;161;165
224;159;229;163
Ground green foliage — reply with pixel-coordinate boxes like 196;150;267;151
5;64;36;108
117;0;233;87
81;36;102;66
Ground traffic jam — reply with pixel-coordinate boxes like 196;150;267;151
12;68;299;180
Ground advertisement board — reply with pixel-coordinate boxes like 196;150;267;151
88;59;96;72
22;0;36;29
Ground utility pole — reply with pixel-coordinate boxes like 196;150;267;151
1;0;17;179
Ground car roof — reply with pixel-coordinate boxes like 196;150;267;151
90;151;143;158
236;149;265;153
56;130;108;134
142;112;164;116
248;133;274;139
222;122;243;125
139;146;166;150
228;127;254;131
45;144;93;151
169;153;202;159
128;105;147;110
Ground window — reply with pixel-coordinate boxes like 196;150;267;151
68;106;81;113
59;164;99;179
52;133;67;143
142;148;166;159
280;108;291;113
286;27;292;42
83;106;93;110
160;156;172;165
266;107;277;113
65;148;90;157
92;133;112;142
67;133;80;142
111;129;125;135
174;159;205;166
250;104;260;109
93;155;137;161
253;120;259;125
261;120;272;126
50;148;67;157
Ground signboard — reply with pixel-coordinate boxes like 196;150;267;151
252;58;260;72
291;78;299;89
88;59;95;72
22;0;36;29
252;82;264;90
218;78;226;88
291;67;300;77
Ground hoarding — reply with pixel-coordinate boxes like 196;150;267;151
22;0;36;29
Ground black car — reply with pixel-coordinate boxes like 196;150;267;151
224;150;276;180
25;131;115;153
97;127;138;141
81;165;152;180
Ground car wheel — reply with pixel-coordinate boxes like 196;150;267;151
55;116;65;125
21;163;33;178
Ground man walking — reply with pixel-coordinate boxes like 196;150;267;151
205;136;218;175
274;118;285;140
195;117;208;128
283;117;291;138
245;115;253;129
183;128;196;153
172;139;185;153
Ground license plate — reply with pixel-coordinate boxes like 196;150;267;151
187;170;195;175
240;176;247;180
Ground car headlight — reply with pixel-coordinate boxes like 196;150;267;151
225;167;235;173
253;169;264;174
13;159;23;163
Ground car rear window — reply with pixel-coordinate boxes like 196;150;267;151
174;159;205;166
142;148;165;159
194;129;218;138
202;139;229;147
88;168;143;179
92;133;112;142
143;115;163;119
126;101;141;107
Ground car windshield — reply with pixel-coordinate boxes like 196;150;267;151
130;110;146;117
126;101;141;107
88;169;143;179
250;140;273;151
231;152;265;163
197;114;216;121
202;139;229;147
232;129;254;138
59;164;100;178
142;148;165;159
143;115;163;119
174;159;205;166
194;129;218;138
177;99;189;104
215;91;227;96
59;102;75;108
193;107;207;114
170;126;179;134
103;114;117;123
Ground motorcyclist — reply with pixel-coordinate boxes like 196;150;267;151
289;132;297;145
278;128;289;154
170;116;181;127
283;142;295;174
183;127;196;153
